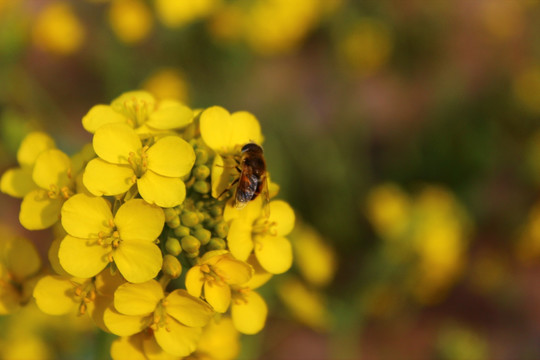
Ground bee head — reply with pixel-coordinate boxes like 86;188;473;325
241;142;263;154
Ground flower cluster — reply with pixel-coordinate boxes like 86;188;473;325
0;90;295;359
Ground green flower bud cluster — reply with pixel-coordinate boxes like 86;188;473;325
162;140;229;262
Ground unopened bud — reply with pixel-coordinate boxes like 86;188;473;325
193;165;210;180
181;235;200;254
214;220;229;238
193;180;210;194
193;228;212;245
163;208;177;222
165;237;182;256
163;255;182;278
195;148;209;166
181;211;199;227
207;237;226;250
166;215;181;229
173;225;190;238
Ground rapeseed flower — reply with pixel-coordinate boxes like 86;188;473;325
104;280;214;357
58;194;165;283
108;0;153;44
82;90;193;134
0;231;41;314
185;250;253;312
226;198;295;274
83;122;195;207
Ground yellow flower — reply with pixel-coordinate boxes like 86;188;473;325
226;198;295;274
33;270;124;331
0;231;41;314
195;317;240;360
291;223;336;288
230;286;267;335
32;1;85;55
19;148;75;230
155;0;220;28
185;250;253;312
82;123;195;207
104;280;214;357
82;90;193;134
142;67;189;103
58;194;165;283
277;277;331;331
513;65;540;114
1;131;56;198
338;18;392;76
108;0;153;44
200;106;262;155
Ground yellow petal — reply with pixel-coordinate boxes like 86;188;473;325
231;290;267;334
58;235;110;278
90;294;114;332
255;235;293;274
5;236;41;281
147;99;193;130
0;282;21;314
61;193;113;239
113;239;163;283
196;317;240;360
83;104;129;133
115;199;164;242
146;136;195;177
17;132;56;167
48;238;70;276
268;200;295;236
200;106;262;153
0;167;37;198
110;334;147;360
210;154;229;199
165;289;214;327
223;195;262;223
95;269;126;297
93;123;141;165
229;111;263;149
33;275;78;315
111;90;156;120
83;158;135;196
142;335;180;360
227;219;254;261
114;280;163;316
137;170;185;208
32;149;72;189
19;189;63;230
213;255;253;285
185;266;204;298
243;254;273;290
154;315;202;357
104;306;151;336
204;281;231;313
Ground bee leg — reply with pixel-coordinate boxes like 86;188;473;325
217;178;239;200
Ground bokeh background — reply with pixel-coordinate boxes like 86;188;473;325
1;0;540;359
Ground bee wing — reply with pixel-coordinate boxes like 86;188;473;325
235;169;259;208
260;174;270;218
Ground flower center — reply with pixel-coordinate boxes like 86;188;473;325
73;280;96;315
127;145;149;178
252;218;278;236
150;300;170;331
121;98;152;128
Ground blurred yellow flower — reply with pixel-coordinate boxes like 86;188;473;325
277;277;330;331
291;223;336;288
195;317;241;360
108;0;153;44
155;0;221;28
513;65;540;114
338;18;392;76
480;0;524;42
142;68;189;102
32;2;85;55
0;230;41;314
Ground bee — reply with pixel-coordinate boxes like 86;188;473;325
218;142;269;211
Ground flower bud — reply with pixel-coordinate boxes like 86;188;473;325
162;255;182;278
181;235;200;254
207;237;226;250
163;208;177;222
195;148;209;165
209;205;222;217
181;211;199;227
193;165;210;180
214;220;229;238
193;180;210;194
193;228;212;245
166;215;181;229
165;237;182;256
173;225;190;238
